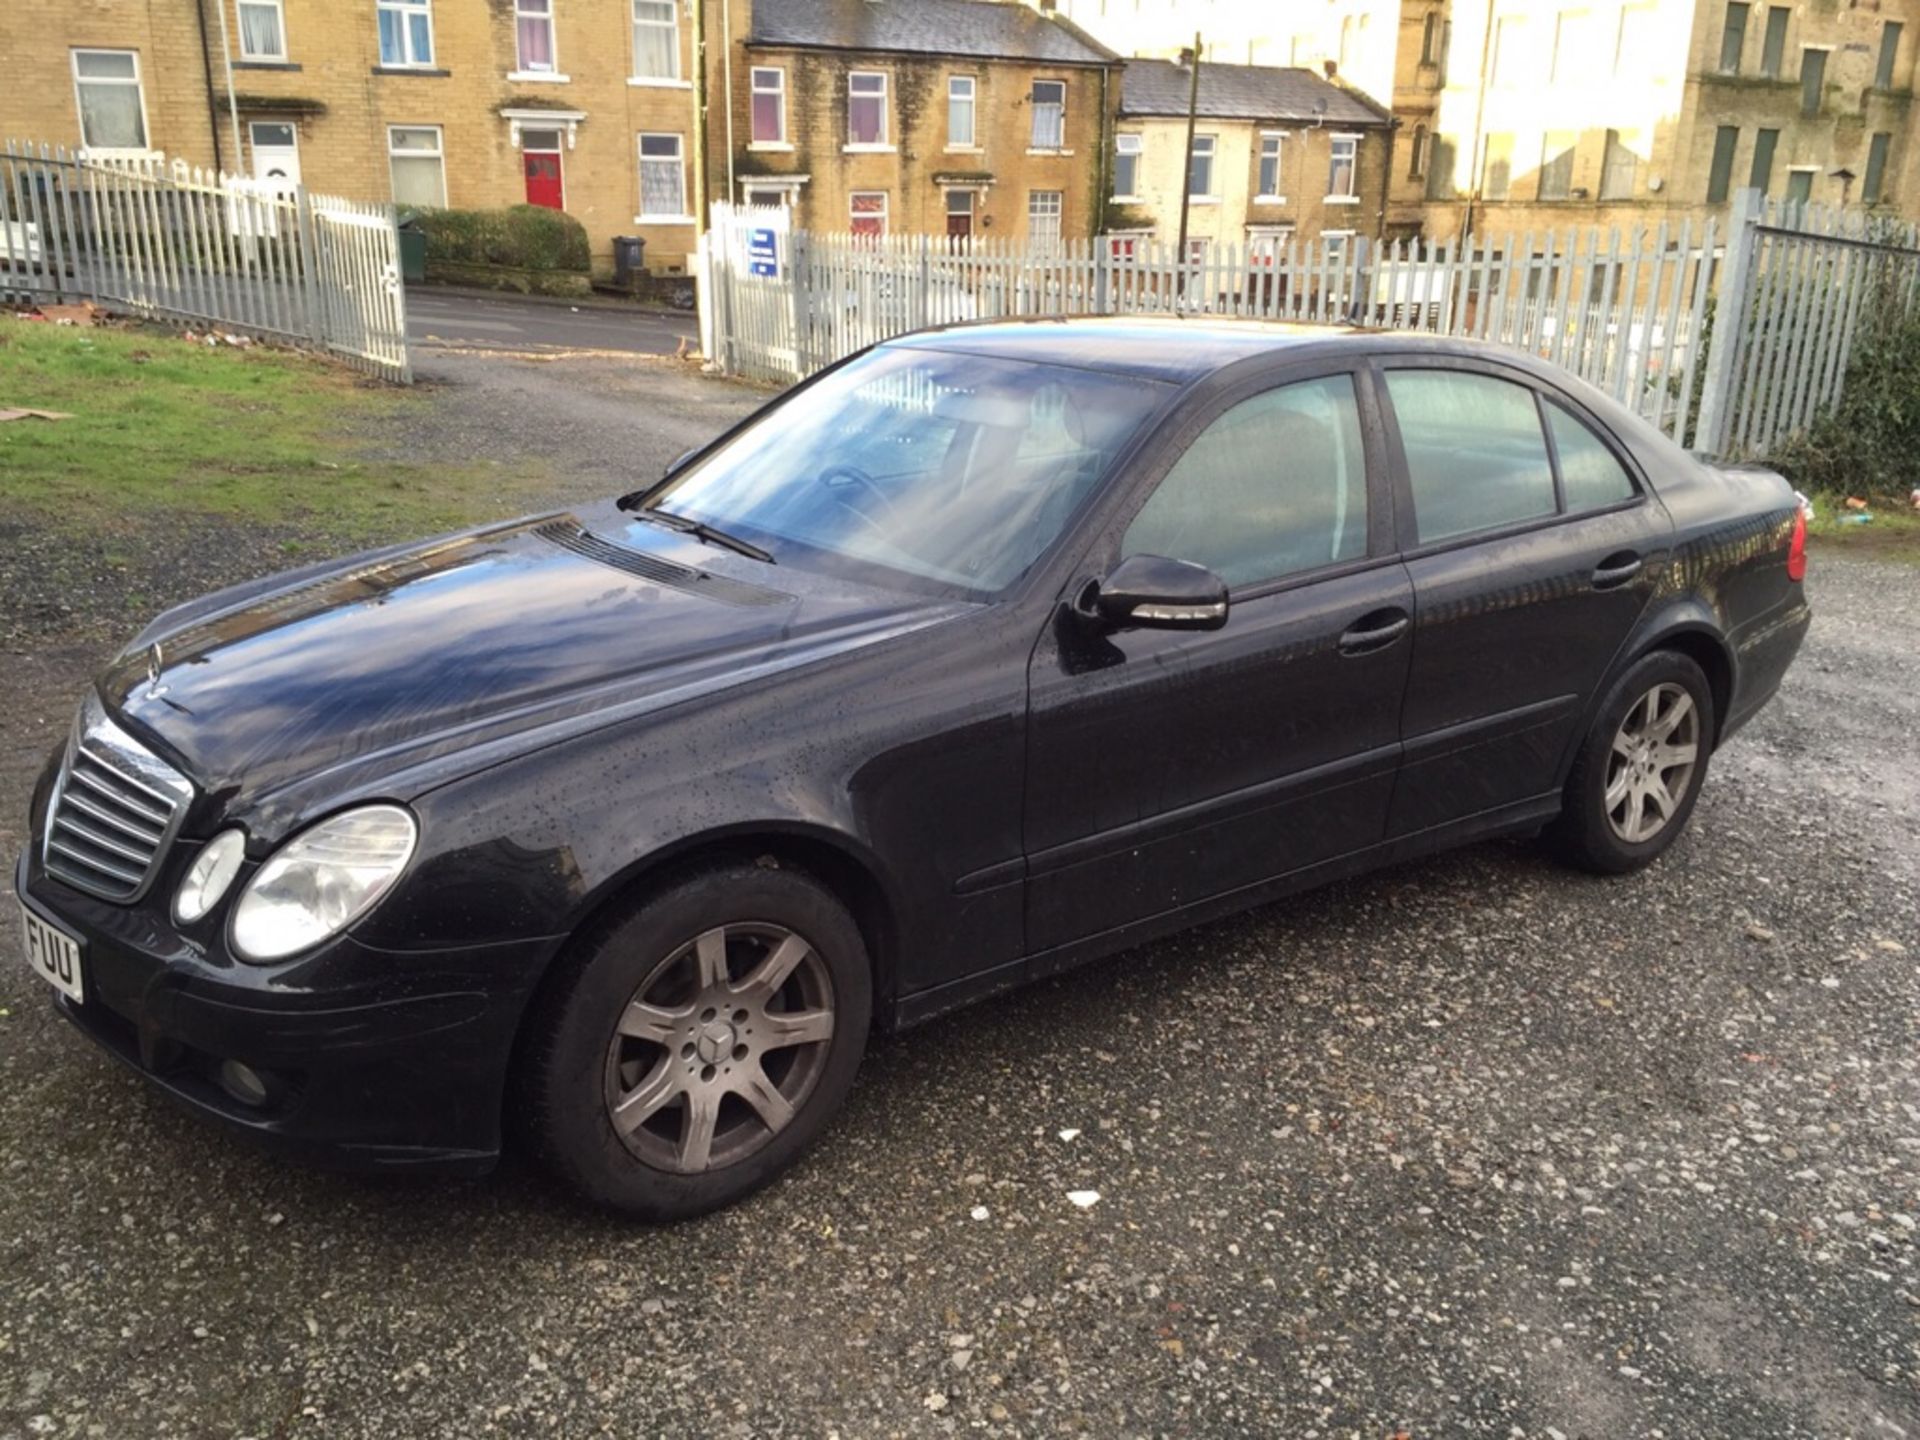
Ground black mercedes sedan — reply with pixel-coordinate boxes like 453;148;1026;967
18;319;1810;1218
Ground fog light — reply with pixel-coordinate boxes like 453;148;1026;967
219;1059;271;1108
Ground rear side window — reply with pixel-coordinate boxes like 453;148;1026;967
1385;370;1557;543
1545;399;1638;510
1123;375;1368;587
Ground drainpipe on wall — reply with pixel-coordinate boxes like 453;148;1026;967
691;0;711;237
209;0;246;175
1174;35;1201;293
1095;63;1112;238
721;0;736;205
1377;117;1397;243
193;0;227;171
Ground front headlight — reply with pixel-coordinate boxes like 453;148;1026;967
230;805;418;962
174;829;247;924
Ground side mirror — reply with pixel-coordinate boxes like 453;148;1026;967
1092;554;1229;631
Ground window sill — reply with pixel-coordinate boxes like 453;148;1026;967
1253;194;1288;204
1111;194;1142;204
235;59;300;71
628;76;691;88
748;141;794;151
842;144;897;154
1187;195;1221;205
80;147;161;161
1324;194;1360;204
636;215;697;225
944;145;985;155
508;70;570;83
371;66;450;77
1025;147;1075;157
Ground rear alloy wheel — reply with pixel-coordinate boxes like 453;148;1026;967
1548;650;1715;875
520;863;871;1219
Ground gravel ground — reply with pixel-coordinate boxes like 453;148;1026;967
1;351;1917;1439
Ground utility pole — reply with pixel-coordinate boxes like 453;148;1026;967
1174;32;1201;298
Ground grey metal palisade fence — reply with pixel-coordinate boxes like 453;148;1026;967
700;189;1920;460
1;141;410;382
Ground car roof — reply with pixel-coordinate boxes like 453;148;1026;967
884;317;1524;385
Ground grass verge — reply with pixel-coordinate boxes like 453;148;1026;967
1805;494;1920;566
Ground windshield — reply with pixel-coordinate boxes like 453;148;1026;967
645;346;1170;593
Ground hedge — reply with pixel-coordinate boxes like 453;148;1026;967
408;204;590;275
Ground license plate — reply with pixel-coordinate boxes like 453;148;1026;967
21;908;84;1003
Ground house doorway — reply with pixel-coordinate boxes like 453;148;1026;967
249;121;300;190
521;128;564;210
945;188;976;240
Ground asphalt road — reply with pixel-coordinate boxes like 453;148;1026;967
405;287;698;357
1;352;1916;1438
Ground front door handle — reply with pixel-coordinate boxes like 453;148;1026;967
1592;552;1644;590
1338;608;1411;656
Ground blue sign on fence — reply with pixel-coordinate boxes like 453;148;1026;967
748;227;779;278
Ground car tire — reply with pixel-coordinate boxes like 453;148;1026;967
517;861;871;1220
1547;649;1716;876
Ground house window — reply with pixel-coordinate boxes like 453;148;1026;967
238;0;287;61
515;0;556;73
1749;126;1779;194
71;49;148;151
1408;124;1427;178
1420;9;1441;63
848;72;888;146
1614;6;1652;77
1114;133;1142;198
1327;135;1358;198
1189;133;1216;197
1784;168;1814;206
1029;189;1063;246
637;133;685;217
945;188;976;239
1760;6;1788;76
1426;134;1457;199
1030;79;1066;149
1539;132;1575;200
387;125;445;207
377;0;433;67
1800;47;1826;115
1258;133;1284;198
1599;129;1638;199
948;76;976;147
1864;131;1892;203
1493;15;1526;85
1551;11;1588;84
1876;21;1902;88
850;191;888;239
751;67;786;143
1482;132;1512;200
631;0;678;80
1719;2;1748;74
1706;125;1739;202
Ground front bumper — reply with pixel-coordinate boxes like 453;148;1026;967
16;848;557;1176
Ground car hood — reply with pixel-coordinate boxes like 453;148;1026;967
99;504;967;830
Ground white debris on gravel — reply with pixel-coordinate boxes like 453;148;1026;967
1067;1190;1101;1209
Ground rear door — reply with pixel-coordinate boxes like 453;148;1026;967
1023;363;1413;955
1375;358;1672;835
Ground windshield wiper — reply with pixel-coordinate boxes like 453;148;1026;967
634;506;775;565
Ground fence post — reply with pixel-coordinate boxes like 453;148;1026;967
293;182;324;347
1693;186;1761;456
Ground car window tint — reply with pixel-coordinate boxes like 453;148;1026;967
1122;375;1368;587
1386;370;1558;543
1545;399;1638;510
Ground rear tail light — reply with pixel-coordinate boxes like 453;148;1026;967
1786;507;1807;582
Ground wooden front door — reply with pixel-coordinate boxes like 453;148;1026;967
523;150;563;210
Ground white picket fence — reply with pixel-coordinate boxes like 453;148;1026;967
1;140;409;381
701;192;1920;458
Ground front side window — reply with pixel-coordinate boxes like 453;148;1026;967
1328;135;1358;197
1031;79;1066;148
71;49;147;151
1546;400;1636;510
632;0;678;79
646;347;1166;593
1386;370;1558;544
387;124;446;207
849;72;888;146
850;191;888;238
1189;134;1216;197
378;0;433;67
637;133;684;217
1028;189;1063;247
948;76;976;147
1113;134;1143;197
238;0;288;61
1124;376;1368;587
751;67;786;143
516;0;555;72
1258;133;1284;197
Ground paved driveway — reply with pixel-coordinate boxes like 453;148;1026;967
405;287;698;357
1;352;1916;1439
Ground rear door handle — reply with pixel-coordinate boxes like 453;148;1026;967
1339;608;1411;656
1592;552;1644;590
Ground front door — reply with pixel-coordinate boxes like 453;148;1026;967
523;142;564;210
1377;360;1672;834
248;121;300;190
945;189;975;240
1023;366;1413;957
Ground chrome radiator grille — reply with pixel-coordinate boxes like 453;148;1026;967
42;697;192;903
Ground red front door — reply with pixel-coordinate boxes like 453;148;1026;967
523;152;563;210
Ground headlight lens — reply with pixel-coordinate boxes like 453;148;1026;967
173;829;247;924
230;805;417;962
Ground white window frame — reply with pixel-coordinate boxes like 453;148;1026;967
510;0;563;80
947;75;978;151
1326;133;1360;201
749;66;788;147
1189;133;1218;201
1029;78;1067;152
850;190;889;239
740;175;807;207
377;0;434;68
1113;132;1143;201
630;0;684;85
1257;131;1286;202
70;49;152;156
1028;188;1064;248
237;0;289;62
636;131;691;222
846;71;891;151
386;124;446;208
